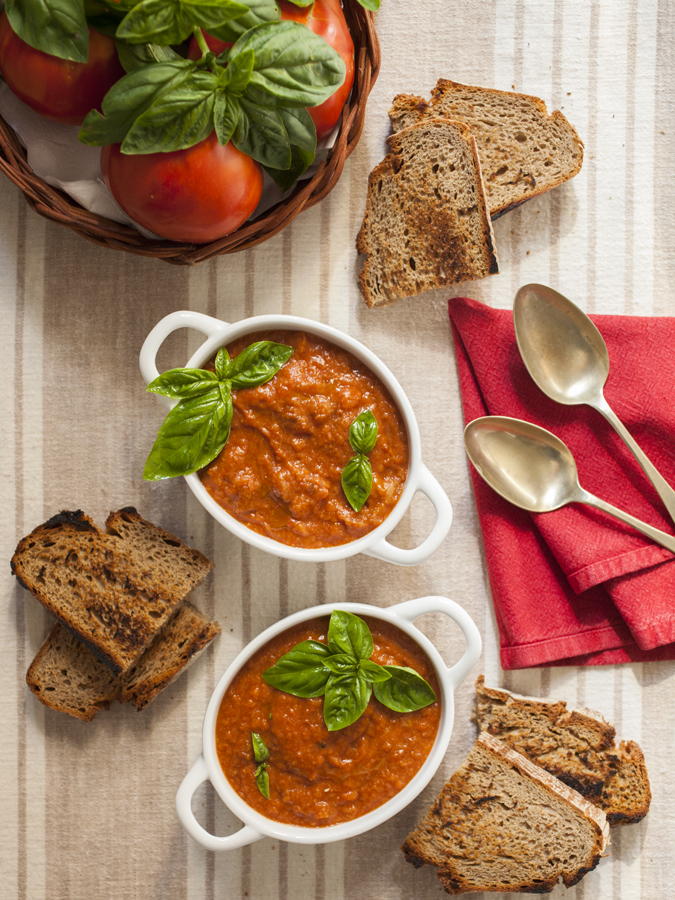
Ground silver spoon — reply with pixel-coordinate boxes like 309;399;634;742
513;283;675;524
464;416;675;553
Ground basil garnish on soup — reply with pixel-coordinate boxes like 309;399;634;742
341;410;378;512
262;611;436;731
251;732;271;799
143;341;293;480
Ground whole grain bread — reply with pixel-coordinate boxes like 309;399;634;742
26;622;121;721
402;731;609;895
389;80;583;218
12;509;214;674
26;602;221;720
475;675;651;825
119;601;221;709
356;117;499;308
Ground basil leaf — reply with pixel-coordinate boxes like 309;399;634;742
216;0;279;41
184;0;254;43
341;454;372;513
233;21;345;108
357;0;380;9
122;71;218;153
6;0;89;62
279;106;316;152
227;341;294;389
255;763;270;799
79;60;195;146
117;0;248;45
323;672;371;732
327;610;373;661
218;47;254;94
281;0;313;6
116;39;182;73
349;410;378;455
146;367;219;400
234;99;291;169
262;640;332;698
359;659;392;684
264;145;314;191
142;386;233;480
323;653;358;676
214;92;240;145
214;347;231;380
373;666;437;713
251;731;269;763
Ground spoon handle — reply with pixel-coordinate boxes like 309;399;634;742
594;396;675;524
578;489;675;554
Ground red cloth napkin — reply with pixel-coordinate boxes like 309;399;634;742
449;296;675;668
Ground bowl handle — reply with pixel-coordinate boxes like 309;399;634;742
390;596;482;691
176;754;262;852
139;310;231;397
363;465;453;567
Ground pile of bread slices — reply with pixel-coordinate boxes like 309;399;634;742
357;80;584;307
12;508;220;721
403;676;651;895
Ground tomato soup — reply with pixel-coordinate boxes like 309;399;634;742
215;616;441;827
198;331;409;549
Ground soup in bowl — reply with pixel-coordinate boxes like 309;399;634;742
139;311;452;566
175;596;481;849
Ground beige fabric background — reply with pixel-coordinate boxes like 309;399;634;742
2;0;675;897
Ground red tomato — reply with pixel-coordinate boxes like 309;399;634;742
0;11;125;126
188;0;355;140
101;132;264;243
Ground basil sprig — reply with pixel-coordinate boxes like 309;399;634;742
143;340;293;481
341;410;378;512
251;732;270;799
262;611;436;732
79;20;344;171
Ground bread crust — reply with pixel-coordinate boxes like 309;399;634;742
357;117;499;308
12;508;214;674
389;80;584;219
26;603;221;720
402;732;608;894
475;676;651;825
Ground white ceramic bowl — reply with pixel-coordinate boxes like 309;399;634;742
176;595;481;849
140;311;452;566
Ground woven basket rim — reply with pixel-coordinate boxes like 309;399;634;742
0;1;380;265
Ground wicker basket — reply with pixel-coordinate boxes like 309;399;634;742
0;3;380;265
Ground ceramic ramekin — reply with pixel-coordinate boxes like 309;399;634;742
175;596;481;849
140;311;452;566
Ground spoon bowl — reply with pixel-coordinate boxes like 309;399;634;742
513;283;675;524
464;417;582;513
514;283;609;406
464;416;675;554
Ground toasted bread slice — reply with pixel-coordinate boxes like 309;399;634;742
26;603;221;720
389;80;583;218
475;676;651;825
356;118;499;308
12;509;214;674
26;623;121;721
119;601;221;709
402;732;609;895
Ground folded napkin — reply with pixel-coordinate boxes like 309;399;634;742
450;296;675;668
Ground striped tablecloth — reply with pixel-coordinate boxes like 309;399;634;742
1;1;673;898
